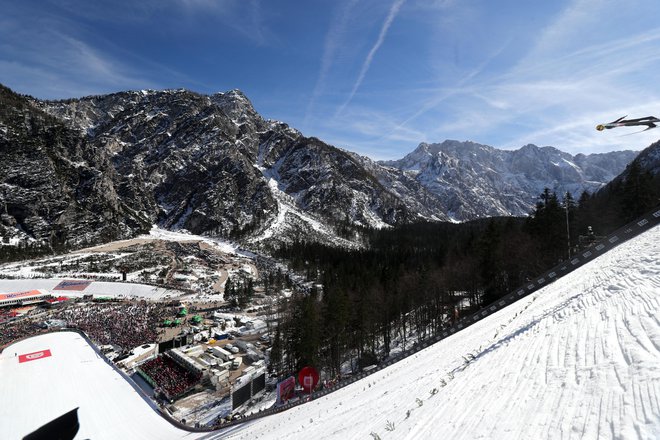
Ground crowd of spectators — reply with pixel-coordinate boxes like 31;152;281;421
52;302;174;352
0;319;44;349
0;300;179;353
0;308;16;324
140;354;202;398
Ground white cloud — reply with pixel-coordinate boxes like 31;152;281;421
411;0;456;11
397;0;660;154
521;0;605;60
176;0;272;45
312;103;429;160
0;24;159;99
390;37;513;134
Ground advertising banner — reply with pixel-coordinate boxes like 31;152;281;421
19;349;52;363
53;280;92;291
0;290;43;301
276;376;296;405
298;366;319;393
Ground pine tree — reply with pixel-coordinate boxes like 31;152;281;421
287;292;322;371
621;160;655;221
270;327;283;375
224;276;238;308
527;189;566;264
321;288;350;375
563;192;577;258
238;278;254;309
478;220;507;305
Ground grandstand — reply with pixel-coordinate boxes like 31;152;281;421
0;289;51;308
0;279;181;300
139;354;203;400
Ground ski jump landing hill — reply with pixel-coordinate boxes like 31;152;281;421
1;207;660;439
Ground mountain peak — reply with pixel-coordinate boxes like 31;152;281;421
0;82;644;249
210;89;258;120
380;140;638;220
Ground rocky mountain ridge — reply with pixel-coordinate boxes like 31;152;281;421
0;84;149;249
0;83;641;251
381;140;637;219
1;85;447;250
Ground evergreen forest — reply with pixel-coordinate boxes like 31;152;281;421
268;162;660;378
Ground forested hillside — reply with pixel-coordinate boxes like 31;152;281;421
269;157;660;375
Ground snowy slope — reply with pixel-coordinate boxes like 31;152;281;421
0;332;196;440
249;170;359;248
2;225;659;439
225;224;660;440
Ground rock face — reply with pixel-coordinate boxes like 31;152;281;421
381;140;638;220
0;85;150;249
46;89;280;239
629;140;660;177
0;85;448;250
0;83;641;250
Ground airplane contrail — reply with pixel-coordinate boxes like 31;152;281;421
336;0;407;116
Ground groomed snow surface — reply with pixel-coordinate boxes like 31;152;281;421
2;225;660;439
0;278;181;300
1;332;189;440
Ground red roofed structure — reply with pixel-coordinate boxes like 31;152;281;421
0;289;52;308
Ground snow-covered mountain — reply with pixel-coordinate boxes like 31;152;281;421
0;84;448;249
381;140;637;220
0;83;640;249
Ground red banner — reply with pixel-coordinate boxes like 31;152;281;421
19;349;52;363
276;376;296;404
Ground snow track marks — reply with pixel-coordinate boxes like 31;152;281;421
225;225;660;440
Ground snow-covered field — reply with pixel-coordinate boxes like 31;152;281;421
2;225;659;439
0;332;196;439
0;279;182;300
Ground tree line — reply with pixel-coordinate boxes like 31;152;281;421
268;162;659;377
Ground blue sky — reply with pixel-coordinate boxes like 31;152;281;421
3;0;660;160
